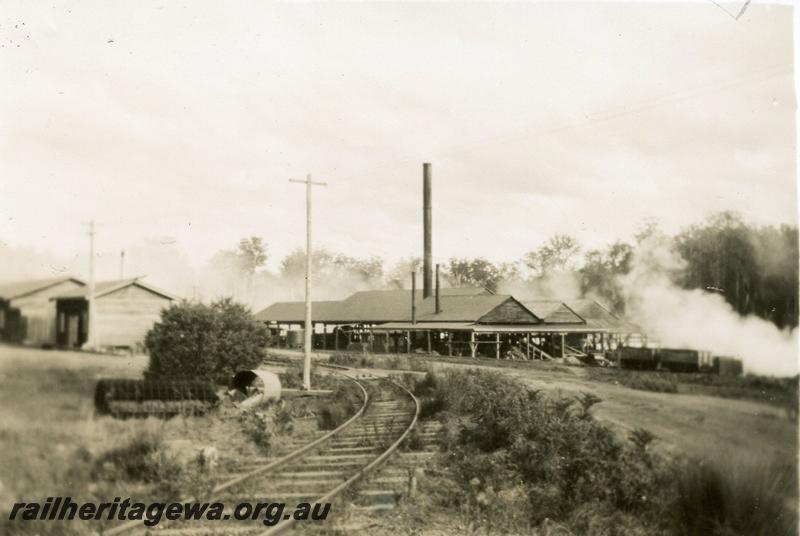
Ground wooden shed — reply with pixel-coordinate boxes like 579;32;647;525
0;276;86;346
53;278;176;350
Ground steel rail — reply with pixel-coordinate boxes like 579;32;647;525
259;376;420;536
102;373;369;536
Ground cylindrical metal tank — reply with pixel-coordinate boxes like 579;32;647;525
230;370;282;408
287;329;305;348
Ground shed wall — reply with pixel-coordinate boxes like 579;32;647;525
94;285;172;347
9;280;85;345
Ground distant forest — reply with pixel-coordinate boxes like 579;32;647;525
215;211;798;329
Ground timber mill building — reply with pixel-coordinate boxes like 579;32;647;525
255;288;641;360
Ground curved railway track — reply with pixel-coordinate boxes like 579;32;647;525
104;372;419;536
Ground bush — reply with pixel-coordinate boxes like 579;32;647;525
419;368;797;534
316;380;364;430
622;373;679;393
239;410;274;453
145;298;270;384
672;457;797;536
93;431;183;497
423;369;676;532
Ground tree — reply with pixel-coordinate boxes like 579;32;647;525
280;249;384;285
145;298;270;383
331;254;384;282
209;237;269;304
446;257;503;293
675;212;759;316
280;248;335;280
580;241;633;314
238;237;268;274
675;212;799;328
524;234;581;278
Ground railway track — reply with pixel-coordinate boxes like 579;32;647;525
104;373;419;535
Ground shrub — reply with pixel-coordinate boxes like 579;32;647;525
278;362;305;389
145;298;270;384
316;380;363;430
93;431;184;497
672;457;797;536
239;410;274;453
413;370;448;420
425;369;677;531
618;372;679;393
421;369;798;534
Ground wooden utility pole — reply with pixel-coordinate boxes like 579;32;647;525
289;174;327;391
119;249;125;280
85;220;97;350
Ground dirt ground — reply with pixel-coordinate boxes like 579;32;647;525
272;347;798;468
495;364;796;464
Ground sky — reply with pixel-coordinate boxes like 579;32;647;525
0;1;795;285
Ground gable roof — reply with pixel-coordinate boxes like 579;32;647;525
254;287;505;324
53;278;178;301
523;300;584;324
418;295;539;323
565;299;641;332
0;276;85;301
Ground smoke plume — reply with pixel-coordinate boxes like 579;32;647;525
622;237;798;377
498;271;583;301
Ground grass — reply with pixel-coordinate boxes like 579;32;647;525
673;455;797;536
399;368;798;535
328;350;574;374
587;367;799;413
328;352;431;372
616;371;679;393
0;345;357;535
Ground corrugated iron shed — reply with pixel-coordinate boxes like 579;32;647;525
0;276;85;301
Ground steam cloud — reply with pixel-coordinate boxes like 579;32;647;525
498;271;582;301
622;238;798;377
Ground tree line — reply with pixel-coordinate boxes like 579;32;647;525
212;211;798;329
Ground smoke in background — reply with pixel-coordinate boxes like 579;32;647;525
0;238;390;308
0;243;79;280
498;271;582;301
622;237;798;376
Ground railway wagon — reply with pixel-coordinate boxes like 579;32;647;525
658;348;713;373
617;347;659;370
712;356;744;376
